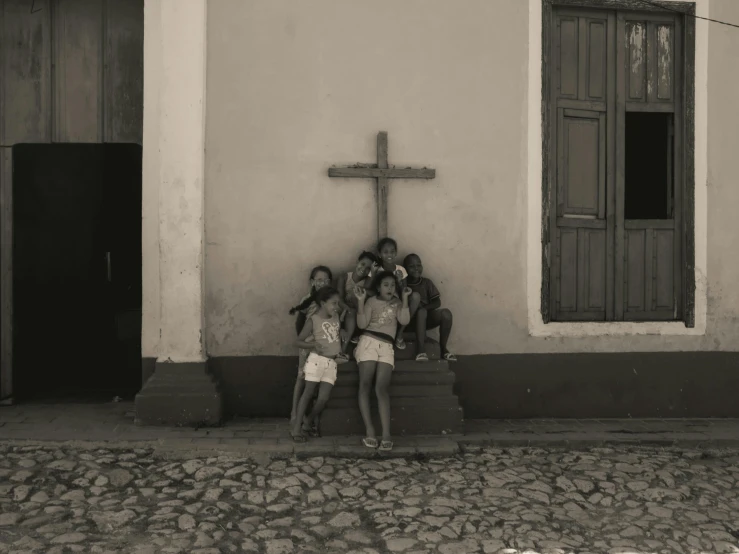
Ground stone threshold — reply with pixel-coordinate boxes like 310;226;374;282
3;403;739;458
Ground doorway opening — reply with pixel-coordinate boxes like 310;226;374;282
625;112;674;220
12;143;142;401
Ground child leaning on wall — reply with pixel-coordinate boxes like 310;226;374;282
288;265;333;427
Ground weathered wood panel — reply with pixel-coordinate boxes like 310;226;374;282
53;0;104;142
656;25;674;101
626;22;646;101
555;228;607;318
580;229;606;312
105;0;143;143
625;18;675;107
559;109;605;217
559;17;579;98
625;229;647;311
625;227;675;318
1;0;52;143
558;229;579;312
587;20;606;100
655;229;674;310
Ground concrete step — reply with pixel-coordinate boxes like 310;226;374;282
322;352;463;436
320;403;463;436
335;361;454;387
330;384;453;398
326;396;460;408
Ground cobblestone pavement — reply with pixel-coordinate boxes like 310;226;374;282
2;444;739;553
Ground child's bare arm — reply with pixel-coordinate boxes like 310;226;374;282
397;289;411;325
295;318;315;350
356;291;371;329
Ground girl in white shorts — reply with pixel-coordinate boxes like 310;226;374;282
354;271;411;452
292;287;346;442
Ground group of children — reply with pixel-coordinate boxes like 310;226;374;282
288;237;455;451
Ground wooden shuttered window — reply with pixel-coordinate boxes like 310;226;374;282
545;4;687;323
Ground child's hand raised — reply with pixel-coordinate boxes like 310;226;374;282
402;287;412;300
353;285;367;302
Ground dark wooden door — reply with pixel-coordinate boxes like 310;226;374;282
548;6;683;323
549;9;616;321
12;143;141;399
616;12;683;321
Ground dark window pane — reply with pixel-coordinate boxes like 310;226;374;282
625;112;674;220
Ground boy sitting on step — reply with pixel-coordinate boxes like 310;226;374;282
403;254;456;362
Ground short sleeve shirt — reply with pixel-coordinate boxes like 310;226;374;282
407;277;440;307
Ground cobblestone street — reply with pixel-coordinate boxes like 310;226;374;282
2;443;739;554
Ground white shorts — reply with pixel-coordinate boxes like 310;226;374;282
303;352;338;385
354;335;395;368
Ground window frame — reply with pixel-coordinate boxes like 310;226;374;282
540;0;696;327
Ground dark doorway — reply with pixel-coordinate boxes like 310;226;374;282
624;112;674;220
12;143;142;400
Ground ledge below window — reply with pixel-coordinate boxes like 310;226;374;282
528;319;706;338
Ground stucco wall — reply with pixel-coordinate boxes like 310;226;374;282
201;0;739;357
703;0;739;351
141;0;161;359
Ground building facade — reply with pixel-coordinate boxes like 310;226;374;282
3;0;737;421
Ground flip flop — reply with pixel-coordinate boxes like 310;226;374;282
395;337;406;350
362;437;378;449
378;440;393;452
415;353;429;362
291;433;307;443
443;352;458;362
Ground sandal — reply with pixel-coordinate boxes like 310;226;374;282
362;437;378;449
378;440;393;452
291;432;307;443
395;337;406;350
415;353;429;362
443;352;457;362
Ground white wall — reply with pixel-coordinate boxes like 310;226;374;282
188;0;739;356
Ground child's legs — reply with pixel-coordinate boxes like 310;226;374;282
293;380;318;434
414;308;428;353
426;308;453;353
374;363;394;440
291;349;310;420
306;381;334;423
357;361;377;437
291;375;305;421
342;310;357;353
397;292;421;335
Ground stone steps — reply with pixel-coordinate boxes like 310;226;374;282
321;336;463;436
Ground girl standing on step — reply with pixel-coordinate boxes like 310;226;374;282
292;287;346;442
354;271;411;451
289;266;343;427
336;251;378;355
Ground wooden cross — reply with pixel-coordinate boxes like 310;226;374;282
328;132;436;240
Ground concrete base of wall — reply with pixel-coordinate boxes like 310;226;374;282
135;361;223;426
191;351;739;420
